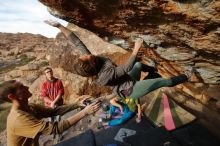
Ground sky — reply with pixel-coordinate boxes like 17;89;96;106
0;0;68;38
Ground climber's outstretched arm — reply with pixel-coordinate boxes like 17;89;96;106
44;20;92;55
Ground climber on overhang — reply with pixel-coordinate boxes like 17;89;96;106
44;20;193;101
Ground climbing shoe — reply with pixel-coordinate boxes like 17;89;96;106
44;20;61;27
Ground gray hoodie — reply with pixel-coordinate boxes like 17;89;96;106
93;55;136;97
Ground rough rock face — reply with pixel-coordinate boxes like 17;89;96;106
39;0;220;138
39;0;220;82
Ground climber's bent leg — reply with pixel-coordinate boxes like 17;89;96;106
108;105;135;126
128;62;156;81
45;20;91;55
129;74;187;98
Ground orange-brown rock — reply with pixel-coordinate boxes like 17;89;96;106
39;0;220;138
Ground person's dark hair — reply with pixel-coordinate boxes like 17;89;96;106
74;57;102;77
44;67;52;72
0;80;17;102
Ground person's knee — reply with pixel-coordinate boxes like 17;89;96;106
110;98;116;105
134;62;143;70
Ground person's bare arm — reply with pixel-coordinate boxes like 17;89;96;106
136;99;142;123
33;97;100;119
23;101;100;137
50;94;63;108
67;101;101;125
137;104;142;122
113;38;144;77
42;96;53;104
132;38;143;57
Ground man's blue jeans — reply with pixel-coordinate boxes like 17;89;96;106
108;104;135;126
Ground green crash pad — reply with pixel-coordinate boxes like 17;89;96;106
144;89;196;131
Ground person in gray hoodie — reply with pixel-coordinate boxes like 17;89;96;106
45;20;189;101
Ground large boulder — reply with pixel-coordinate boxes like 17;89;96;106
39;0;220;138
39;0;220;84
